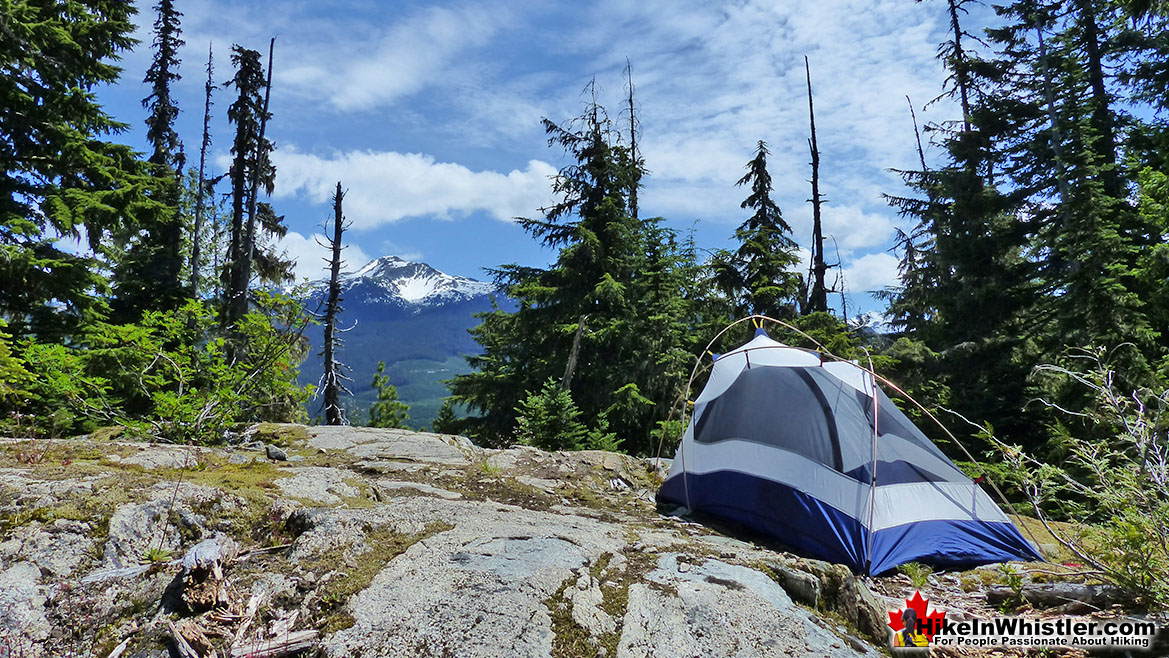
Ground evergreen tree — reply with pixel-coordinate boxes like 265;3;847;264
143;0;185;177
431;398;459;434
369;361;409;429
987;0;1161;387
884;0;1169;452
883;0;1041;446
450;90;699;452
0;0;165;339
223;43;287;332
112;0;187;319
224;45;265;328
711;141;801;319
514;378;588;451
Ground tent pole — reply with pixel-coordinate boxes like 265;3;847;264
862;348;879;574
663;314;1043;566
733;313;1044;553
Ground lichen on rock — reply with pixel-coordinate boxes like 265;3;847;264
2;425;1064;657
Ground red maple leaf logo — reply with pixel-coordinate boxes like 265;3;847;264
887;591;947;641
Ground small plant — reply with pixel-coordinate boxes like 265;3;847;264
958;574;980;593
139;546;173;564
9;440;52;465
897;561;932;589
476;460;502;477
998;563;1025;599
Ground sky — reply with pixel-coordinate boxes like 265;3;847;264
94;0;980;317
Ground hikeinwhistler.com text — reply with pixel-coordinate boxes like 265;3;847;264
926;617;1158;650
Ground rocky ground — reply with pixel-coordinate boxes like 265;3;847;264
0;425;1161;657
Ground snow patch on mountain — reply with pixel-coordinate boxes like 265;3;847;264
310;255;495;308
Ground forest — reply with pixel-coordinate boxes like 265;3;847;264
0;0;1167;605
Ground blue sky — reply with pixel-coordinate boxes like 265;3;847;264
94;0;981;316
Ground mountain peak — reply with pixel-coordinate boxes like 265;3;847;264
313;255;495;308
350;255;410;279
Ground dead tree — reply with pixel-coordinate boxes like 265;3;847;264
190;42;214;297
805;55;830;314
319;182;352;425
624;58;639;220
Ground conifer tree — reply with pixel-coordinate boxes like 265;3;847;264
112;0;187;319
369;361;409;429
884;0;1040;445
987;0;1159;384
711;141;801;319
450;90;699;452
223;42;284;333
514;378;588;451
432;398;459;434
143;0;185;176
0;1;165;339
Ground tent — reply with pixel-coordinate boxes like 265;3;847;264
657;329;1042;575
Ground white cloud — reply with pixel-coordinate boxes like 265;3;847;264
277;230;372;284
133;0;978;314
570;0;957;264
820;205;896;255
271;148;557;228
841;251;900;296
276;4;507;112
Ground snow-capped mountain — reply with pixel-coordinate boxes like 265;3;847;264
298;256;510;428
309;255;496;310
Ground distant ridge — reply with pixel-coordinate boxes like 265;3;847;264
298;256;506;428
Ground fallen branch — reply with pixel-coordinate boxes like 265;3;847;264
233;543;293;563
229;630;317;658
106;637;132;658
986;582;1127;610
167;620;200;658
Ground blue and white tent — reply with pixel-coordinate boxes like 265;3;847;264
657;330;1042;575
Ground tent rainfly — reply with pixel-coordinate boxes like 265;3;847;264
657;329;1042;575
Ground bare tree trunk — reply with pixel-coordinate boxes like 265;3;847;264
907;95;927;172
561;315;587;391
212;199;222;300
323;182;348;425
805;56;829;315
947;0;972;133
190;42;214;297
1037;27;1071;210
1075;0;1119;198
625;58;638;221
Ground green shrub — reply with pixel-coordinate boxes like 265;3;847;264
993;348;1169;609
897;561;932;589
2;294;312;443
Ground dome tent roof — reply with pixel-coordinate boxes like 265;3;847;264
658;330;1041;575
